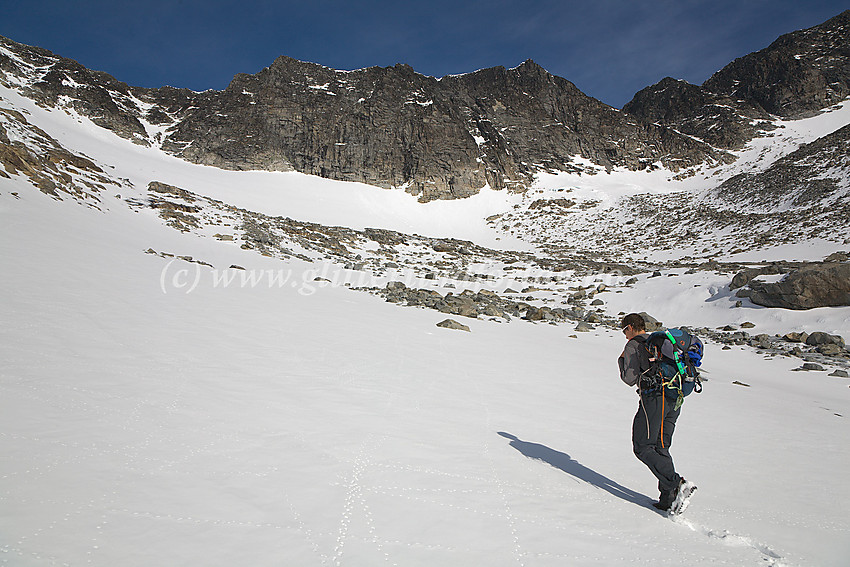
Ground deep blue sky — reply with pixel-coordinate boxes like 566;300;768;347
2;1;847;108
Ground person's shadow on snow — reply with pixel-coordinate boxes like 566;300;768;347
498;432;656;510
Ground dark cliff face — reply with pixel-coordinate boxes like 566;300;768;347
151;57;725;201
0;36;726;201
623;78;773;150
623;10;850;150
157;57;491;200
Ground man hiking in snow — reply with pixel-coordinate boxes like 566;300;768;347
618;313;693;512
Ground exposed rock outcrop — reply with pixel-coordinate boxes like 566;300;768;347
152;58;730;201
0;106;118;203
436;319;471;332
737;262;850;309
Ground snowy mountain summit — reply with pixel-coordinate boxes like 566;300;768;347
1;9;850;567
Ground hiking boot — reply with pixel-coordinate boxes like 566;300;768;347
653;478;680;511
669;477;697;515
653;490;675;511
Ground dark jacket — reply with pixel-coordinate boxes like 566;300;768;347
618;334;649;387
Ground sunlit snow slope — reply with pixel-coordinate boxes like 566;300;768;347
3;169;850;566
2;75;850;567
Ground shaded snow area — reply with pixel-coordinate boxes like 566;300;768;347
2;86;850;566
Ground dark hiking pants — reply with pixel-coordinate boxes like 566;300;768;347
632;391;681;494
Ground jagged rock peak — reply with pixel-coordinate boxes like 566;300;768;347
703;9;850;118
625;78;706;120
261;54;551;83
268;54;329;72
623;73;772;150
514;59;547;73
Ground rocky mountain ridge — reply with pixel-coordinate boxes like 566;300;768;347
624;10;850;150
3;11;849;201
1;34;728;201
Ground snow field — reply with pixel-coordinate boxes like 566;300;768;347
2;186;849;566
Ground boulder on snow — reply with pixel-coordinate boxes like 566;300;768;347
793;363;826;371
436;318;470;332
805;332;845;347
637;312;663;331
751;334;772;349
440;294;480;319
783;332;808;343
730;264;787;290
737;263;850;309
817;344;845;356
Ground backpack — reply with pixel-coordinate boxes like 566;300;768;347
638;328;703;407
